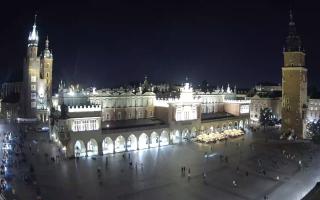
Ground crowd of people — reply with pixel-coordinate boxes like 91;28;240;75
196;129;245;144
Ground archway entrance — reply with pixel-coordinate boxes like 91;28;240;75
160;131;169;146
171;130;180;144
182;129;190;141
191;127;197;138
234;121;239;129
245;119;249;128
127;134;137;151
74;140;86;157
102;137;113;154
87;139;98;156
115;136;126;152
239;120;244;129
222;124;227;130
150;132;159;148
139;133;149;150
228;122;233;130
216;125;221;132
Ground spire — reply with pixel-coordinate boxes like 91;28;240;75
284;9;302;52
45;35;49;49
43;35;52;58
289;9;294;26
28;14;39;47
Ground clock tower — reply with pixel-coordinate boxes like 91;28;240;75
281;10;307;138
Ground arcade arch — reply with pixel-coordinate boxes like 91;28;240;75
127;134;138;151
87;139;98;156
139;133;149;150
115;135;126;152
74;140;86;157
150;132;159;148
160;131;169;146
102;137;113;154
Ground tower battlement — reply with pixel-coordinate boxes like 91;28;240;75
65;105;102;113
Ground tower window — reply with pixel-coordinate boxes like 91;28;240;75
46;73;49;78
31;76;36;82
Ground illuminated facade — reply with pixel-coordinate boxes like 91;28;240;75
281;11;307;138
22;16;53;121
50;81;250;157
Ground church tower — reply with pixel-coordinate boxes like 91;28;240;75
23;15;41;118
41;36;53;102
281;10;308;138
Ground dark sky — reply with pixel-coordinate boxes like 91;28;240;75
0;0;319;89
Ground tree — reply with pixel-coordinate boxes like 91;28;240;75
306;119;320;144
259;108;275;129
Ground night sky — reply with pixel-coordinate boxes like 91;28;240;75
0;0;320;89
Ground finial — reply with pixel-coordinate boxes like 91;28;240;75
289;9;295;26
186;76;188;82
34;14;37;26
45;35;49;49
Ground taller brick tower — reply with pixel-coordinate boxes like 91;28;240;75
281;10;308;138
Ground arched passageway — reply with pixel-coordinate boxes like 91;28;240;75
160;131;169;146
171;130;180;144
139;133;149;150
245;119;249;127
216;125;221;132
115;135;126;152
234;121;239;129
239;120;244;129
182;129;190;141
87;139;98;156
222;124;227;130
191;127;197;138
228;122;233;130
102;137;113;154
150;132;159;148
74;140;86;157
127;134;138;151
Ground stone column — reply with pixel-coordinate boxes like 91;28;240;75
98;143;103;156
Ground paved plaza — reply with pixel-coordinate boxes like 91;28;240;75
3;122;320;200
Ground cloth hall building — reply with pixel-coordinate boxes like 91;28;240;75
50;81;250;157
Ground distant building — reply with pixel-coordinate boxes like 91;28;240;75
255;83;281;93
250;93;282;123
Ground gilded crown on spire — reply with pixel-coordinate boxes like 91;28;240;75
28;14;39;47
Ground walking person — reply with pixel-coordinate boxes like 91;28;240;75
232;180;237;188
202;172;206;183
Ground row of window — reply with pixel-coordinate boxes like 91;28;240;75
91;98;154;108
72;119;98;132
104;111;153;121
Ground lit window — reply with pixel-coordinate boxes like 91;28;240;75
31;76;36;82
31;102;36;108
31;85;36;91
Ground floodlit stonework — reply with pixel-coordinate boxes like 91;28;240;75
281;11;308;138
